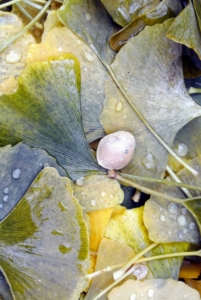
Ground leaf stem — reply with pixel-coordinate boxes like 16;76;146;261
166;165;193;198
14;3;43;29
92;243;158;300
119;171;201;193
188;87;201;94
109;171;185;204
0;0;52;53
101;61;199;177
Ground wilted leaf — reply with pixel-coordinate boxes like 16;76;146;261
0;167;89;300
184;279;201;297
57;0;116;62
85;238;135;300
180;260;201;279
0;12;35;94
110;0;178;51
167;0;201;60
73;174;124;212
0;55;103;180
101;0;160;27
0;142;65;221
105;206;190;279
100;20;201;186
108;278;200;300
27;12;108;142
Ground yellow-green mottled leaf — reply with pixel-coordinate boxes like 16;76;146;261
108;278;200;300
57;0;116;62
105;206;190;279
167;0;201;60
100;20;201;187
0;143;65;221
0;55;103;180
0;168;89;300
73;174;124;212
27;12;107;142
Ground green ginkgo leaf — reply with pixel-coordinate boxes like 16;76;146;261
57;0;116;62
100;19;201;186
0;55;103;181
167;0;201;60
0;167;89;300
0;143;66;221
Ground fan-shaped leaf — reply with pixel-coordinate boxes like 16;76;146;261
100;20;201;185
105;206;190;279
57;0;116;62
108;278;200;300
0;167;89;300
27;12;107;142
0;143;65;221
167;0;201;60
0;55;103;180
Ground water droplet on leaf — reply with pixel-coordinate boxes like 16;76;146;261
115;101;123;112
142;151;157;171
12;168;21;179
177;215;187;227
167;202;178;214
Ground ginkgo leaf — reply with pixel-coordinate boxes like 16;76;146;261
0;167;89;300
0;142;65;221
73;174;124;212
105;206;190;279
0;55;103;180
167;0;201;60
110;0;179;51
0;12;35;94
108;278;200;300
57;0;116;63
27;12;108;142
101;0;160;27
85;237;136;300
100;19;201;186
143;184;200;244
0;270;13;300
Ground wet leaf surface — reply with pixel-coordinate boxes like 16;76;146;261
0;168;89;300
101;20;201;186
0;55;102;180
108;278;200;300
105;206;190;279
0;143;65;221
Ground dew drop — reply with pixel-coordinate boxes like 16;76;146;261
76;177;84;186
181;207;188;215
57;47;63;52
115;101;123;112
147;288;154;298
179;232;183;239
141;151;157;171
0;204;3;209
43;162;49;168
175;143;188;157
84;12;91;21
167;202;178;214
101;192;106;197
12;168;21;179
3;187;9;194
188;222;196;231
84;51;94;61
5;50;21;63
83;66;88;71
177;215;187;226
91;199;96;206
3;195;9;202
77;39;81;44
109;194;113;198
130;293;136;300
183;228;188;234
160;214;166;222
168;230;172;235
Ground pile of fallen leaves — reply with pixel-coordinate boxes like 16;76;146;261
1;0;201;299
